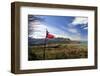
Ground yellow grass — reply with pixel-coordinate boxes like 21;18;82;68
28;44;88;60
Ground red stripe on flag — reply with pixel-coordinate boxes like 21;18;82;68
46;30;55;39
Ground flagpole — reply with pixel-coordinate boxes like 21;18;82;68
44;37;46;60
43;29;48;60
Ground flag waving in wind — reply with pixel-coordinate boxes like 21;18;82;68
46;29;55;39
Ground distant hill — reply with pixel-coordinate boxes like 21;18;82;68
28;37;80;46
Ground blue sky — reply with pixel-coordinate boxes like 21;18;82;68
28;15;88;41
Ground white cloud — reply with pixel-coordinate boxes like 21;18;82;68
28;21;47;38
72;17;88;25
29;21;70;39
68;17;88;30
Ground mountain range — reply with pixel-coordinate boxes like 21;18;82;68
28;37;80;46
28;37;72;46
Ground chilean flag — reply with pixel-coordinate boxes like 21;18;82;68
46;29;55;39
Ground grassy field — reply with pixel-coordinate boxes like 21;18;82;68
28;43;88;60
